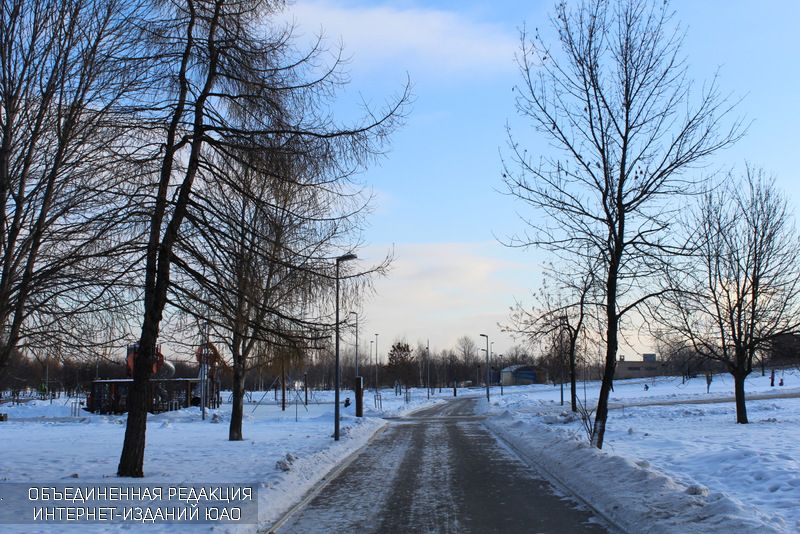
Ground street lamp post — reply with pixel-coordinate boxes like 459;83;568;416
426;340;430;400
369;340;374;391
334;253;357;441
479;333;489;402
374;333;379;392
490;341;495;396
350;312;359;376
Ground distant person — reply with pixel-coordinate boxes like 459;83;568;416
779;377;784;387
643;384;649;391
770;369;775;387
705;372;712;394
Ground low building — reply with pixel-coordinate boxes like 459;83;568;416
501;365;539;386
614;355;670;380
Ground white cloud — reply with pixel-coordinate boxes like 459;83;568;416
345;241;659;362
354;241;532;356
285;1;517;78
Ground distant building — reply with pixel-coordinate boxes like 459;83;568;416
614;353;670;379
500;365;540;386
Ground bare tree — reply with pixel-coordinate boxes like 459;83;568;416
117;0;408;476
455;335;478;367
173;139;381;441
506;263;595;411
502;345;535;366
503;0;742;447
0;0;145;378
655;335;704;381
176;161;311;441
653;168;800;423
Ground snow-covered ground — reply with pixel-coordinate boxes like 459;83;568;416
481;369;800;533
3;371;799;533
0;386;446;533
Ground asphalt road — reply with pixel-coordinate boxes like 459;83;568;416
274;397;609;534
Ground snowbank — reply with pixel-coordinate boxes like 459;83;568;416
481;370;800;533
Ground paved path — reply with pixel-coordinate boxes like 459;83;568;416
274;397;609;534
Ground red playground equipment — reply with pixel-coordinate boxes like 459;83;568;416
86;342;222;414
126;343;172;378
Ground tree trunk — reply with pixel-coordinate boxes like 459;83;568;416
116;3;201;477
592;260;620;449
733;371;749;424
117;1;222;476
229;360;245;440
568;327;580;413
569;347;577;413
117;321;158;477
281;355;286;411
592;340;617;449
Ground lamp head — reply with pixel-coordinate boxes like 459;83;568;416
336;253;357;263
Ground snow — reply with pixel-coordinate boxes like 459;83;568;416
481;369;800;533
0;387;445;533
2;371;799;533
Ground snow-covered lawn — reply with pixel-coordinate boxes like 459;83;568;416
0;387;445;533
482;369;800;533
3;371;799;533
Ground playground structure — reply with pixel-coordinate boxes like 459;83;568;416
194;342;227;412
87;377;201;414
86;342;226;414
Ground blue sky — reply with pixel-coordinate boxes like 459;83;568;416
285;0;800;360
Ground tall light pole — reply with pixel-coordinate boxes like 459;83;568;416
369;340;374;391
426;340;430;399
490;341;495;390
374;333;379;391
334;253;357;441
479;333;489;402
350;311;359;376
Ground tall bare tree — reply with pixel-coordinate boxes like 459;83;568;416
0;0;145;378
173;141;379;441
503;0;742;447
653;168;800;423
118;0;407;476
